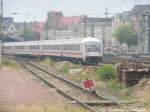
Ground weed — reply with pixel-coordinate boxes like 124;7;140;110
61;66;69;75
2;57;18;68
106;79;125;92
96;64;117;81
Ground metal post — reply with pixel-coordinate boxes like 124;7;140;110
84;15;87;37
0;0;3;65
91;22;94;37
37;34;40;62
102;25;105;55
38;39;40;61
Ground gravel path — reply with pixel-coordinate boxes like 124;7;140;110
0;67;63;105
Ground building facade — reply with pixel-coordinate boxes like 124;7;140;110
87;17;113;47
112;5;150;53
43;11;114;48
130;5;150;53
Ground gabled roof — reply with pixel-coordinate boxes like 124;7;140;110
58;16;82;26
131;5;150;15
33;22;45;33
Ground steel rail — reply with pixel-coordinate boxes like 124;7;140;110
25;60;137;112
7;56;136;112
18;60;97;112
25;60;128;106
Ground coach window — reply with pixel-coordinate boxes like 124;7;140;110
4;46;11;49
56;45;58;50
51;45;53;50
78;44;80;51
58;45;60;50
68;44;70;50
15;46;24;50
57;45;60;50
61;45;64;50
54;45;56;50
74;45;76;51
67;45;69;50
75;44;78;51
77;44;79;51
80;44;82;50
71;45;73;50
29;45;38;50
43;45;47;50
73;45;75;50
64;45;66;50
49;45;51;50
53;45;55;50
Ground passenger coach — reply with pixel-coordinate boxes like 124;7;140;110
3;37;103;63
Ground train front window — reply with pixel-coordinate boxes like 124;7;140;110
85;42;100;52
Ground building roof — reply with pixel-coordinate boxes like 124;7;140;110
14;22;34;31
87;17;112;23
33;22;45;33
131;5;150;15
119;11;131;21
3;17;14;27
59;16;82;26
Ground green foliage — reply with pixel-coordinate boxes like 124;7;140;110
61;66;69;75
75;64;82;69
113;24;138;47
2;57;18;68
22;31;38;41
96;64;117;81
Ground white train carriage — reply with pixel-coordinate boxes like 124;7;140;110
3;37;103;63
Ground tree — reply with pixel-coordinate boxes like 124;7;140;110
96;64;117;81
113;24;138;51
22;30;38;41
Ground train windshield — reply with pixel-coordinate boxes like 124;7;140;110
85;42;101;52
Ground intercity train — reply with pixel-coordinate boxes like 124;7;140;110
3;37;103;63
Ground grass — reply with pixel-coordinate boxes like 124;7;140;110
1;57;18;68
106;79;125;92
60;66;69;75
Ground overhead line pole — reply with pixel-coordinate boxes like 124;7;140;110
0;0;3;65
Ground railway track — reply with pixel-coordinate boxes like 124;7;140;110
102;57;150;64
7;56;136;112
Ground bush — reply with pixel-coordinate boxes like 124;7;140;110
61;66;69;75
96;64;117;81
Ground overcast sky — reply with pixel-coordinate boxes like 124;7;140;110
3;0;150;22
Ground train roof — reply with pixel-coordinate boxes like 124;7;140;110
4;37;101;46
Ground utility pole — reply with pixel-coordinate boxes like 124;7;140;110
104;8;109;18
102;25;105;54
148;15;150;53
54;15;56;39
91;21;94;37
102;8;109;54
84;15;87;37
0;0;3;65
0;0;3;35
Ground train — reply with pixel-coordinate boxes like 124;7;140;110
3;37;103;64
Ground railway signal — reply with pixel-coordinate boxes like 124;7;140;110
82;79;95;91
